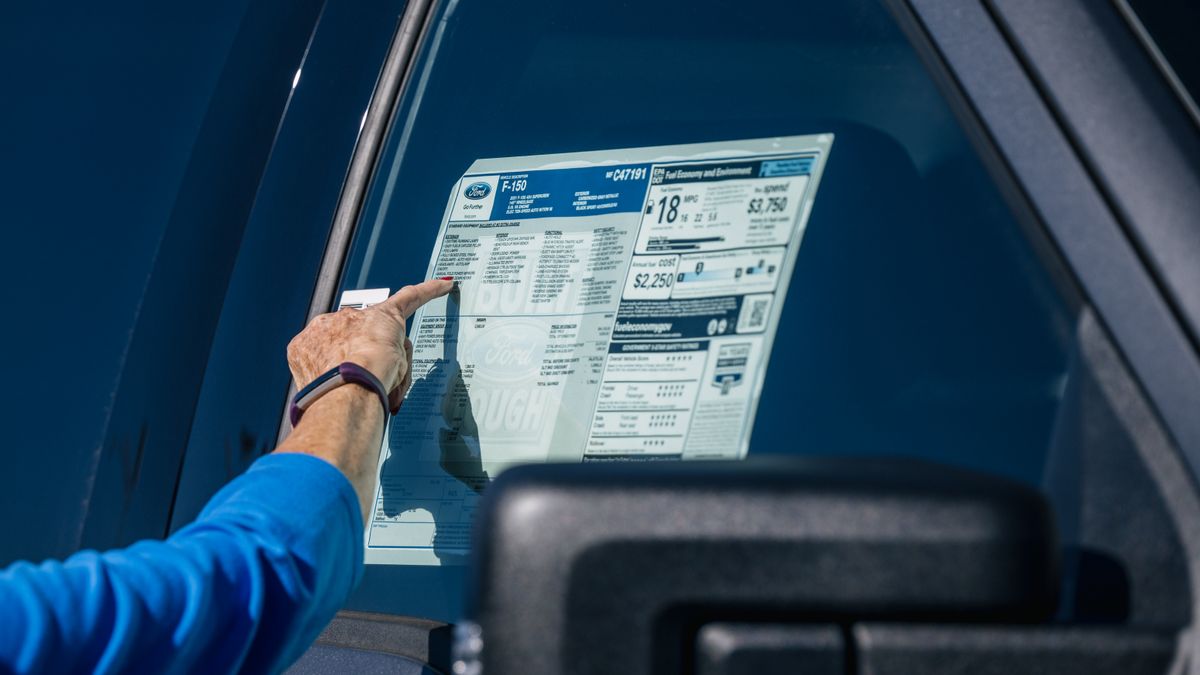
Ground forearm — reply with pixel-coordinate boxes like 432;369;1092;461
275;385;385;522
0;454;362;674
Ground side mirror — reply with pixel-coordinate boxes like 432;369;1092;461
460;457;1059;675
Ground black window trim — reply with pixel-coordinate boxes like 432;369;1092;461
967;0;1200;485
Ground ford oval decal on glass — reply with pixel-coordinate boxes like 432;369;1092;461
464;181;491;200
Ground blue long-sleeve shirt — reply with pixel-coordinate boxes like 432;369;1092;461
0;453;363;674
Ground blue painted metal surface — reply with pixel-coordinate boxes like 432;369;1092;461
170;0;411;531
0;0;325;562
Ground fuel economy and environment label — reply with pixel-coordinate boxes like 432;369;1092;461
360;134;833;566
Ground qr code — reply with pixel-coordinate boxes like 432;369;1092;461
747;298;769;329
737;293;773;333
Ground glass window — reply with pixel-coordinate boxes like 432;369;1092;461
335;0;1076;621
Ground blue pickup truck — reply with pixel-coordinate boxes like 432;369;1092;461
2;0;1199;673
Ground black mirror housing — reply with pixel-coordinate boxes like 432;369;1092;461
464;457;1059;675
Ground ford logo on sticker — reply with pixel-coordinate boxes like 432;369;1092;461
469;320;546;384
464;181;492;200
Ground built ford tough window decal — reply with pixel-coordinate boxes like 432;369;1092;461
365;135;833;565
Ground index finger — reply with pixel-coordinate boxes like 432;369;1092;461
379;278;454;319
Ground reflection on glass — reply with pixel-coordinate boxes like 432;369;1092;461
376;285;486;565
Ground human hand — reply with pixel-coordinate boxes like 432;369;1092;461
286;278;454;412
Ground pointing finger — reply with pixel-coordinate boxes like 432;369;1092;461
380;278;454;319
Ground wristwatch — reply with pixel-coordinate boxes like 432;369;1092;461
289;362;390;427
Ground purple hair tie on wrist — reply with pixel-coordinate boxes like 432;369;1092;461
290;362;390;427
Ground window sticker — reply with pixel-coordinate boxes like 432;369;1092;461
365;135;833;565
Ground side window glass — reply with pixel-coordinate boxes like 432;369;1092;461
335;0;1077;621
